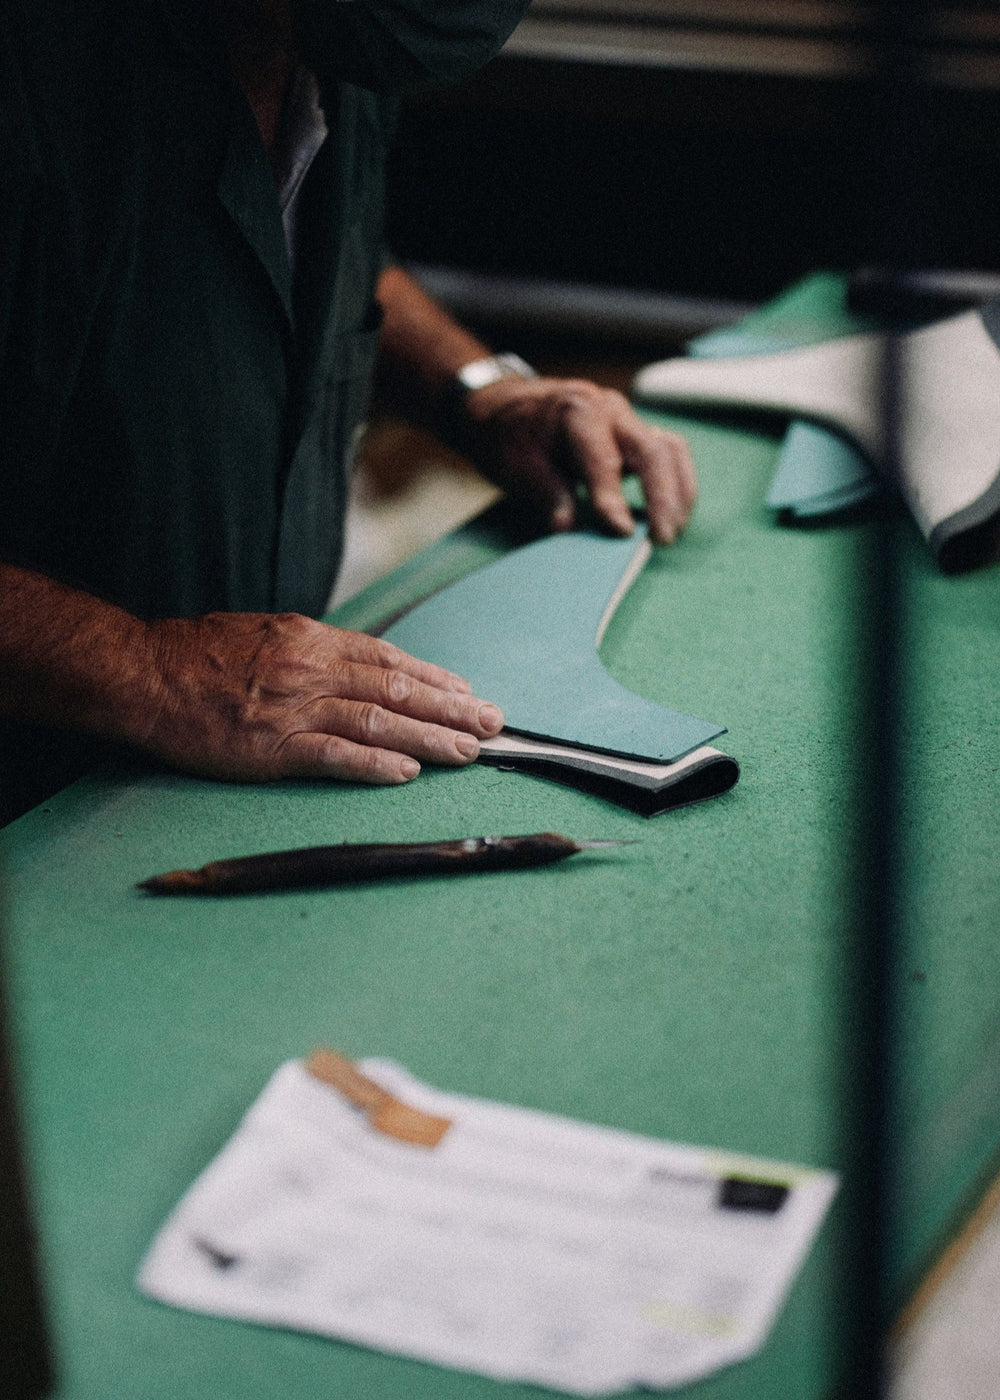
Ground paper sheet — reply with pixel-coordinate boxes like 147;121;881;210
138;1059;837;1396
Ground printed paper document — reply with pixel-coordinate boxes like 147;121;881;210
138;1059;837;1395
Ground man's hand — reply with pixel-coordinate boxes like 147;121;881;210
0;566;503;788
140;612;504;784
374;264;698;545
461;374;697;545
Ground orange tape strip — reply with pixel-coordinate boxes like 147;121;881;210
306;1048;451;1148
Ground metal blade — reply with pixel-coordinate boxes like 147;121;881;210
574;839;638;849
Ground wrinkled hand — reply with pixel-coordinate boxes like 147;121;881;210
462;376;697;544
137;611;503;784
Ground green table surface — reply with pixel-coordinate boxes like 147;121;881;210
4;276;999;1399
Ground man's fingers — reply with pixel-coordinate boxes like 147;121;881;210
332;701;487;764
533;462;578;533
632;423;698;515
312;663;503;737
279;700;493;777
278;731;422;784
561;391;698;544
618;420;698;545
493;435;578;532
321;626;473;694
559;394;638;537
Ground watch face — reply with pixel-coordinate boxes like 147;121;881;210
457;355;537;392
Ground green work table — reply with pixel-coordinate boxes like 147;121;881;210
4;278;1000;1398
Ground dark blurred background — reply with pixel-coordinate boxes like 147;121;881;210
386;1;1000;350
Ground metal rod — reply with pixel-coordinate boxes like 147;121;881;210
0;882;55;1398
849;2;933;1395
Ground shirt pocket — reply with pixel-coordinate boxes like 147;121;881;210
321;300;384;471
272;306;383;615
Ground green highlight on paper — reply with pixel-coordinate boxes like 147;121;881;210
640;1300;739;1338
704;1152;809;1189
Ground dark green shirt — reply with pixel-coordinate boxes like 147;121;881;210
0;0;530;821
1;0;395;619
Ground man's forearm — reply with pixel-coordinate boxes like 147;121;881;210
0;563;159;746
375;263;492;430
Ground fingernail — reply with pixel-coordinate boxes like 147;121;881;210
454;734;479;759
399;758;420;780
449;673;472;693
478;704;504;734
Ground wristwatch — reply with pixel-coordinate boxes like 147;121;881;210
454;352;538;394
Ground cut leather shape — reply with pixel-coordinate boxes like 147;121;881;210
477;734;739;817
382;528;726;764
635;304;1000;570
687;324;878;520
765;421;878;517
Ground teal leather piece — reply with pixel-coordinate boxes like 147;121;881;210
765;422;878;514
383;527;726;762
689;319;878;519
688;329;819;359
